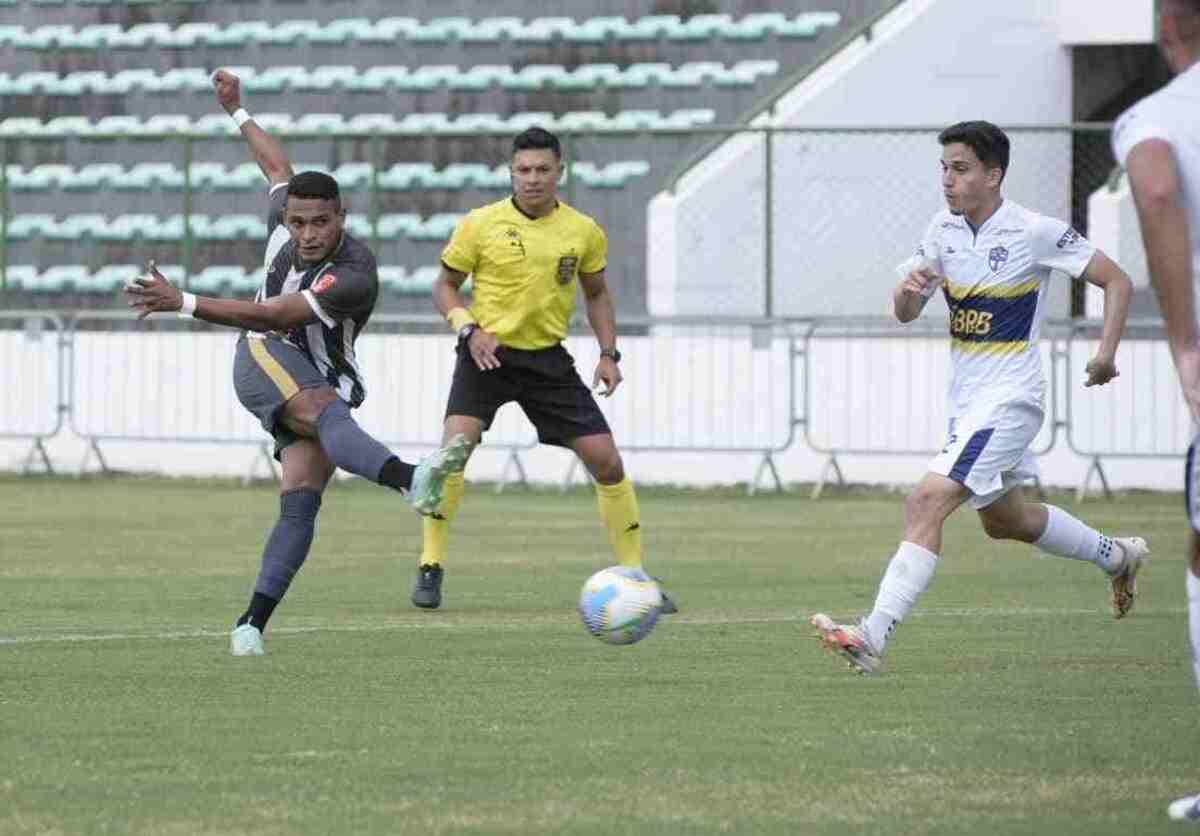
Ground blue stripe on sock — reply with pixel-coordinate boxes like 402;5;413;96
949;428;995;484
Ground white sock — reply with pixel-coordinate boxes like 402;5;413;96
862;541;938;653
1034;504;1120;573
1188;570;1200;693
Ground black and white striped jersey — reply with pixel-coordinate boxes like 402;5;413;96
255;183;379;407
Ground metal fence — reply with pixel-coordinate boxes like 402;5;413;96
0;315;1186;497
0;124;1124;320
0;310;67;473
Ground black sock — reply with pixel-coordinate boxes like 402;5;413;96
378;456;416;493
237;592;279;631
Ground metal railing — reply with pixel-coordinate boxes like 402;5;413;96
0;314;1185;497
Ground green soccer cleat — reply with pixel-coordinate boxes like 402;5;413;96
409;434;472;516
1109;536;1149;619
810;613;882;675
230;623;264;656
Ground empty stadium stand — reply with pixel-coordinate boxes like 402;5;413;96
0;1;889;312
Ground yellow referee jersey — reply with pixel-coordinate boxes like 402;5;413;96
441;197;608;350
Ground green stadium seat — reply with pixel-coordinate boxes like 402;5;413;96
302;65;357;91
124;164;186;191
189;265;246;294
408;17;470;43
668;14;732;40
306;17;374;45
464;17;523;42
507;64;565;91
36;266;88;293
407;266;441;293
227;268;262;295
377;214;420;238
718;60;780;87
6;165;60;191
242;66;302;94
410;214;461;241
343;214;372;238
563;16;626;43
361;17;420;44
555;111;611;132
202;215;267;241
343;66;400;93
377;266;407;292
624;15;683;40
346;113;402;133
65;163;123;191
5;266;36;292
455;65;513;91
723;13;787;40
658;109;717;129
516;17;573;42
778;12;841;37
558;64;621;91
0;26;23;47
205;21;268;48
92;214;154;241
79;265;137;294
453;113;508;132
160;22;222;48
377;164;428;190
106;23;172;49
623;62;673;88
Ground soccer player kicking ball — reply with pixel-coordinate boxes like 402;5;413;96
126;70;470;656
1110;1;1200;822
811;120;1148;675
409;126;676;614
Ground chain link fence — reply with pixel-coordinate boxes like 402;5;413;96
0;125;1127;322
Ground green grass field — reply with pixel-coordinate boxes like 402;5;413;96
0;475;1194;835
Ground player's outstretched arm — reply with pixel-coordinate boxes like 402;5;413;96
1078;250;1132;387
1126;138;1200;413
580;269;622;396
212;69;293;186
126;261;316;332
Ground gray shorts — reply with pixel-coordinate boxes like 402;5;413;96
233;334;329;458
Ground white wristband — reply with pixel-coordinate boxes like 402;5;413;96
178;292;197;319
231;108;252;128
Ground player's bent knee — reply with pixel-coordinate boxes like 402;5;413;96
281;387;339;436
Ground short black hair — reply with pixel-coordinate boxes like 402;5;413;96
512;127;561;158
938;121;1010;183
287;170;340;202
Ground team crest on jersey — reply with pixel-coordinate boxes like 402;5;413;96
988;246;1008;272
1056;228;1081;249
556;254;579;284
312;273;338;294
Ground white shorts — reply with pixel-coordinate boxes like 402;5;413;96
929;397;1043;509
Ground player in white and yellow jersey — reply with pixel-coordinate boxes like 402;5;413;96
1109;0;1200;822
812;120;1148;675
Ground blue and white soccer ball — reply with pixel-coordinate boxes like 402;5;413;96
578;566;663;645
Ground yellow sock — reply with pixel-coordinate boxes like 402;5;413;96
419;471;464;567
595;477;643;569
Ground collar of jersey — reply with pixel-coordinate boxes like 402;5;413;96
510;195;559;221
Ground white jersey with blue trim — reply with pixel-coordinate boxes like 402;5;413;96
1112;60;1200;303
900;200;1096;413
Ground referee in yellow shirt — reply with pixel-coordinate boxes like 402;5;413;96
412;126;676;614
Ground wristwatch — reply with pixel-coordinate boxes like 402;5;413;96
458;323;479;343
600;347;621;363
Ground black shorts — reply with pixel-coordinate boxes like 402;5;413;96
445;342;611;447
233;334;330;459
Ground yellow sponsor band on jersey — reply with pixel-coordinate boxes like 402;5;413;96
248;338;300;400
945;277;1040;301
951;338;1029;355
